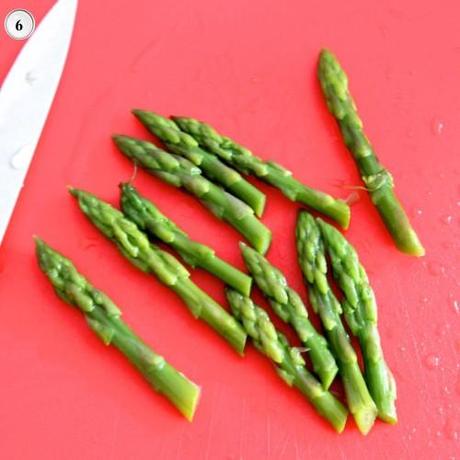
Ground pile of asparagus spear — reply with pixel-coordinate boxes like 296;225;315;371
36;50;423;433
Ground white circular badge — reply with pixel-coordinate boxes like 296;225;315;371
4;9;35;40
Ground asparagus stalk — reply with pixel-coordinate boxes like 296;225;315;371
35;238;200;421
172;116;350;229
296;212;377;434
120;183;252;296
69;188;247;354
113;135;271;254
240;243;338;389
317;218;397;423
317;49;424;256
226;289;348;433
132;109;266;217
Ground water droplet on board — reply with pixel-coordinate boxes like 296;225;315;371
438;321;451;336
432;119;445;135
425;355;441;369
444;418;460;441
452;300;460;314
427;262;446;277
441;215;454;225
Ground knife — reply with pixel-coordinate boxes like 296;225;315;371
0;0;78;244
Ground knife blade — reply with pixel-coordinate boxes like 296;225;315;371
0;0;78;244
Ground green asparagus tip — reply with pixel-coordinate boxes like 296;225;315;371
132;108;147;117
112;135;134;154
33;235;44;248
131;109;164;128
67;186;78;197
319;49;339;70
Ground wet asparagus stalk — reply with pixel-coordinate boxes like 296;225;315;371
35;238;201;421
132;109;266;217
172;116;350;229
120;183;252;296
317;49;424;256
226;289;348;433
317;217;397;423
240;243;338;389
113;135;271;254
296;212;377;434
70;188;247;354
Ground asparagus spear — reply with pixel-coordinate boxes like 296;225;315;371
113;135;271;254
296;212;377;434
132;109;266;217
120;183;252;296
317;49;424;256
35;238;200;421
240;243;338;389
317;218;397;423
226;289;348;433
172;116;350;229
69;188;247;354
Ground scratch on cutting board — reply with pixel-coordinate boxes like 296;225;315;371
265;415;271;458
174;424;186;460
277;431;290;458
70;89;112;159
238;397;247;460
130;39;161;70
294;433;300;460
394;273;428;457
394;273;427;383
338;446;348;460
204;387;221;460
107;409;121;460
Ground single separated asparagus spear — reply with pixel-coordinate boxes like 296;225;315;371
35;238;200;421
132;109;266;217
113;135;271;254
240;243;338;389
317;49;424;256
70;188;247;354
226;289;348;432
317;218;397;423
120;183;252;296
172;116;350;229
296;212;377;434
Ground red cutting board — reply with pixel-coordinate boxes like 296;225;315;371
1;1;459;458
